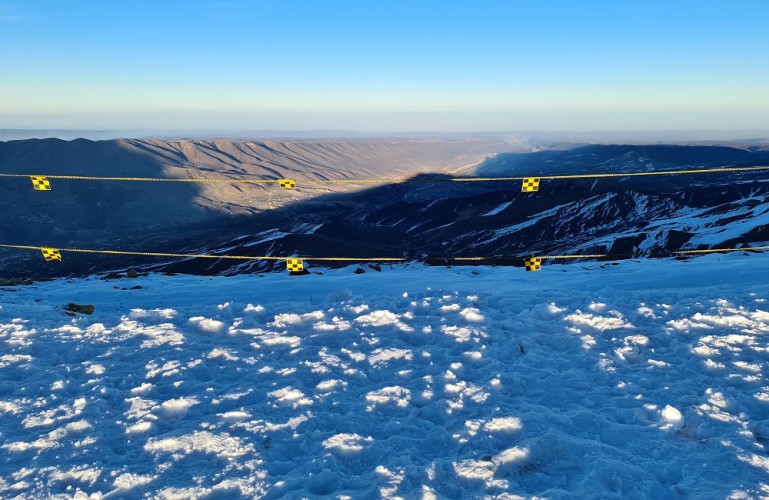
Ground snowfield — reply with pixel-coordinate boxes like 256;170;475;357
1;254;769;498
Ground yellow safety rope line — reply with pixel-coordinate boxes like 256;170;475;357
0;244;404;262
670;245;769;255
1;165;768;185
0;244;280;260
1;243;767;263
0;173;280;183
518;165;769;182
536;253;615;259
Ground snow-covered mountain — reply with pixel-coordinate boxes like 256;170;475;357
3;139;769;498
478;144;764;175
1;140;768;277
145;144;769;275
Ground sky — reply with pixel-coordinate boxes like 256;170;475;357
1;0;768;133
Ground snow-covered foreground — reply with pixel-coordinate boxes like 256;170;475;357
2;255;769;498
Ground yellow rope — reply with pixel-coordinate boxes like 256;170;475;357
538;253;613;259
1;165;767;185
539;165;769;181
671;245;769;255
0;244;280;260
1;243;766;263
0;173;279;183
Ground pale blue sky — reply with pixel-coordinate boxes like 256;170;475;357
1;0;768;132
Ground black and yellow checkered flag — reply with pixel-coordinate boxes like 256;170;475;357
279;178;296;189
41;247;62;261
524;256;541;272
521;177;540;193
30;176;52;191
286;258;304;273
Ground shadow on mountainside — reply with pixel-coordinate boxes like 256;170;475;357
1;140;768;278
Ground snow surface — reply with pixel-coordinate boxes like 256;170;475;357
482;202;513;217
2;254;769;498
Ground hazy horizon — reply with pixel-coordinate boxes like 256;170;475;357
3;127;769;144
2;1;768;133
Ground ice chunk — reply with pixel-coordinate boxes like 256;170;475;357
661;405;684;430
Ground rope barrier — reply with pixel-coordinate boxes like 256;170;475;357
671;246;769;255
0;173;280;184
2;243;767;273
2;163;768;272
2;165;768;192
523;165;769;181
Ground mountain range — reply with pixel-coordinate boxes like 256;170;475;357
1;138;768;277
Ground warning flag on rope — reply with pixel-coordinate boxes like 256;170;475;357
286;257;304;272
31;176;52;191
521;177;540;192
524;256;541;272
41;247;62;261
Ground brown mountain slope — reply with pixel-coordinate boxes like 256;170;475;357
0;137;510;275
